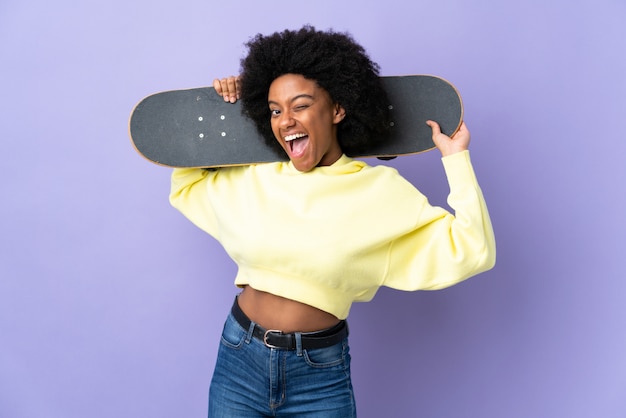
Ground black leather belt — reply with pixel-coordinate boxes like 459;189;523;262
231;297;348;350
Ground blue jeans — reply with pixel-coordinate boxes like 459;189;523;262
208;312;356;417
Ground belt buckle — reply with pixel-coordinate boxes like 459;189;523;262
263;329;283;349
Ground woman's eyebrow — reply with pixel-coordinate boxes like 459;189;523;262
268;93;315;106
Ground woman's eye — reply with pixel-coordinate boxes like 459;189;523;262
270;109;281;117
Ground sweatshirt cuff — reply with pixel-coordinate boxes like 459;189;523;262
441;150;479;189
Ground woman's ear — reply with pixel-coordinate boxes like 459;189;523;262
333;104;346;124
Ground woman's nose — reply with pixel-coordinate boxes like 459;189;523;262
279;111;295;128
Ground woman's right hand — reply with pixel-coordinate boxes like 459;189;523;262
426;120;470;157
213;76;241;103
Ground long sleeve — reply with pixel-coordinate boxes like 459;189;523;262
382;150;496;291
169;168;220;238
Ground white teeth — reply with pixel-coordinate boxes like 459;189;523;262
284;133;307;142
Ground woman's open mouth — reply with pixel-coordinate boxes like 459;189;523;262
285;133;309;155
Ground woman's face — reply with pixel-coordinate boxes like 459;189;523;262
268;74;345;172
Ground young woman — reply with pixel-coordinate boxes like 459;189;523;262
170;25;495;417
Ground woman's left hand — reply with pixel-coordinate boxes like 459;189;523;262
426;120;470;157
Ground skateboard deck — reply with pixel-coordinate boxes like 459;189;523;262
129;75;463;168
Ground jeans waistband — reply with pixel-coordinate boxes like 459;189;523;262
231;296;348;350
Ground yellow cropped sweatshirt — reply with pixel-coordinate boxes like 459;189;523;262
170;151;495;319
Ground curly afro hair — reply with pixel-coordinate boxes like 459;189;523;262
239;25;391;156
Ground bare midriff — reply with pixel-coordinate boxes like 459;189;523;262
237;285;340;333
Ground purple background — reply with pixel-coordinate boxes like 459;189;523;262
1;0;625;417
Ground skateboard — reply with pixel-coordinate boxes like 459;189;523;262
129;75;463;168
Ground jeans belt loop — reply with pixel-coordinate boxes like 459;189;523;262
245;321;255;344
295;332;303;356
